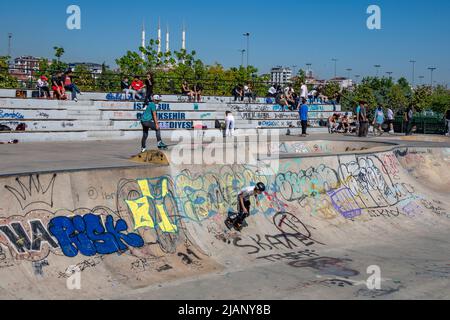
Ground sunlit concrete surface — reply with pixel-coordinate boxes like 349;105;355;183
0;134;449;300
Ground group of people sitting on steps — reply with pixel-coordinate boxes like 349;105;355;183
121;73;155;103
232;83;257;102
36;69;83;102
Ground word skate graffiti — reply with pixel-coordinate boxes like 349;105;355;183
234;213;325;255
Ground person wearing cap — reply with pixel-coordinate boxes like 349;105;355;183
140;95;168;152
37;76;51;99
226;182;266;231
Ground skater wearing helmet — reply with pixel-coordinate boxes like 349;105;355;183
226;182;266;231
140;95;168;152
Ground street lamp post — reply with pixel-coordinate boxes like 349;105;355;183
239;49;246;68
305;63;312;77
418;75;425;85
243;33;250;69
386;71;393;79
428;67;437;88
355;75;361;84
331;58;338;78
7;33;12;58
409;60;416;87
346;68;352;79
374;65;381;77
291;65;298;77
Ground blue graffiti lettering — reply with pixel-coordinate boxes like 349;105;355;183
48;214;144;258
0;110;25;120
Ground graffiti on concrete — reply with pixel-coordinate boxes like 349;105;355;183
0;218;59;256
288;257;360;278
126;178;178;233
0;110;25;120
234;212;325;255
48;214;144;258
5;174;57;210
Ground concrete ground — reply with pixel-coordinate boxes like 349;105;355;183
1;133;449;176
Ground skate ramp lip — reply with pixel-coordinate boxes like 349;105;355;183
384;135;450;143
273;140;399;157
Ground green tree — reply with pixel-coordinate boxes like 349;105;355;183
97;63;120;92
387;84;409;113
115;51;145;77
53;47;65;62
350;82;377;115
412;85;432;112
0;56;19;88
73;64;96;91
429;85;450;114
323;81;340;98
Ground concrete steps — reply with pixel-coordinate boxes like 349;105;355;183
0;96;341;143
86;130;124;139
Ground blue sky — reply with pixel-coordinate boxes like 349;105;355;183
1;0;449;85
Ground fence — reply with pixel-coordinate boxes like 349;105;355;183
394;116;447;135
2;66;274;97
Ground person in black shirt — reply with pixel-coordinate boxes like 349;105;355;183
232;85;244;102
51;71;65;100
404;105;414;136
144;73;154;106
181;80;195;101
121;77;138;100
194;83;203;102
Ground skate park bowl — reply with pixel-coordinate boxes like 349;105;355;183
0;140;449;300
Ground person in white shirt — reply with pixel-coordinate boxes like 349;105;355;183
386;107;394;133
300;83;308;99
225;111;235;137
284;85;292;96
268;85;277;97
37;76;51;98
226;183;266;231
308;89;317;104
244;83;256;102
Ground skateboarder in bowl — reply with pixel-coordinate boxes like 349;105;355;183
226;182;266;231
140;95;168;152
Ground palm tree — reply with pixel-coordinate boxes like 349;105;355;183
53;47;65;62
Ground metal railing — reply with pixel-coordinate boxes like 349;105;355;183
2;66;276;97
393;116;447;134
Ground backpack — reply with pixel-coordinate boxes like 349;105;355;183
16;123;27;131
